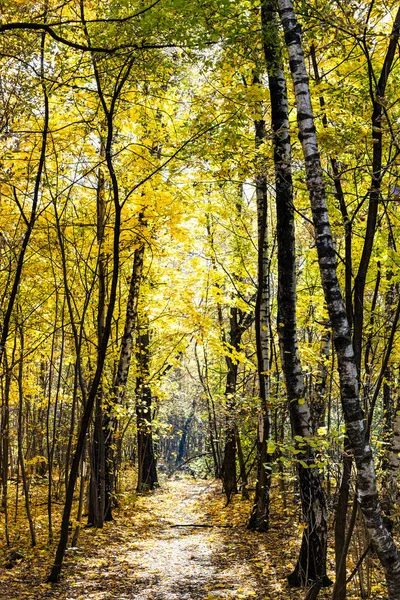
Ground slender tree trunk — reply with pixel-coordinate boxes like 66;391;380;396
380;221;399;518
221;306;250;503
278;1;400;595
46;299;65;544
88;125;108;528
194;342;221;477
352;7;400;372
235;425;249;499
17;329;36;547
333;440;353;600
136;323;158;491
48;49;136;582
0;31;48;368
176;399;196;466
310;43;353;597
248;151;271;530
103;213;146;509
71;438;87;548
1;351;11;547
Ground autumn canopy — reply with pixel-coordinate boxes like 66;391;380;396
0;0;399;598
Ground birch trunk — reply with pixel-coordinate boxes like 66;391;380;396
310;43;352;598
278;1;400;595
255;2;329;588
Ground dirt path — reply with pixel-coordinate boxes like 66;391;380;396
1;477;334;600
63;479;265;600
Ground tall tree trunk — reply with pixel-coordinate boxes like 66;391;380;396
310;43;352;598
380;218;399;518
352;7;400;373
1;350;11;547
278;1;400;596
248;144;271;530
88;126;107;528
221;306;250;503
17;329;36;547
258;1;329;588
103;213;146;510
0;29;48;368
48;49;136;582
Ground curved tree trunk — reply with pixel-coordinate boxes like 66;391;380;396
47;50;136;583
88;133;107;528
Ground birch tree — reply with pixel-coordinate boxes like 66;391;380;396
277;0;400;596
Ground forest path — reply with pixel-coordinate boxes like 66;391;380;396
1;477;331;600
64;478;266;600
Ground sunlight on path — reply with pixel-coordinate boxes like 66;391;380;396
2;478;328;600
65;479;263;600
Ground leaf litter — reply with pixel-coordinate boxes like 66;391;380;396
0;476;346;599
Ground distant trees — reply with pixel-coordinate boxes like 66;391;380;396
0;0;400;597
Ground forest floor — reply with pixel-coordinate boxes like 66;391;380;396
0;476;385;600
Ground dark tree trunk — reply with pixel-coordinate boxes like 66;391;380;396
103;214;146;512
136;324;158;491
222;344;238;502
88;128;108;528
352;7;400;373
248;66;272;530
333;440;352;600
47;52;136;582
176;400;196;466
222;306;249;503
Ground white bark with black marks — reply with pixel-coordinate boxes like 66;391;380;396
278;0;400;595
258;0;328;585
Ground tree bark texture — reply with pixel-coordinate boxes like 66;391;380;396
277;1;400;595
258;1;329;587
248;72;272;530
